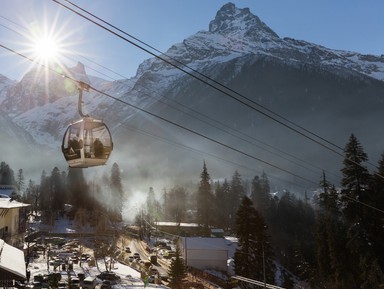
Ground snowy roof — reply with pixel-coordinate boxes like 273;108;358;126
182;237;229;251
0;197;30;209
0;239;26;280
155;221;199;228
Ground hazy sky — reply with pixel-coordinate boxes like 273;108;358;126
1;0;383;81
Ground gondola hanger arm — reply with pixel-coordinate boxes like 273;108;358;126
77;81;91;118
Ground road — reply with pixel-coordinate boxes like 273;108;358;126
116;234;170;281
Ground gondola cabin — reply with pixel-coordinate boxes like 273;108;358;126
62;117;113;168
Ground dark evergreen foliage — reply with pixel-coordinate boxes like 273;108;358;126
165;186;187;223
16;168;25;193
196;162;214;232
67;168;89;210
214;179;231;230
110;162;124;221
250;172;271;216
228;171;245;231
234;196;275;283
0;161;15;185
340;134;370;223
167;244;186;289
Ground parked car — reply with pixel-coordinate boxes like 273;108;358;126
101;280;113;289
82;277;97;289
71;277;80;289
58;281;67;289
31;281;43;289
96;271;120;284
125;247;131;253
133;253;140;259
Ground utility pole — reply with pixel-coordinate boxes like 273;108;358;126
262;242;266;289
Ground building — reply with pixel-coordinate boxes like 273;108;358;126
178;237;229;272
0;239;26;282
0;186;28;283
154;221;200;236
0;185;30;248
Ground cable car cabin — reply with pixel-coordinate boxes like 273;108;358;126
62;117;113;168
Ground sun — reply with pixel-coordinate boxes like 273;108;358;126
32;35;60;62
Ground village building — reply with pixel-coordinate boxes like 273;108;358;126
0;185;29;282
178;237;229;272
0;185;30;248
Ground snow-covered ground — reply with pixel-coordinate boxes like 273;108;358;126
26;215;170;289
28;256;167;289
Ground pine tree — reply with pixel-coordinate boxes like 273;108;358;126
26;179;40;216
234;196;275;283
146;187;156;222
167;186;187;223
16;168;25;193
50;167;65;213
340;133;370;222
214;179;231;230
0;161;15;185
110;162;124;221
315;173;352;288
167;245;186;289
228;171;245;231
67;168;88;210
339;134;384;287
196;162;214;233
251;172;271;215
369;153;384;275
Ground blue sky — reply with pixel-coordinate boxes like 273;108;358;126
1;0;383;81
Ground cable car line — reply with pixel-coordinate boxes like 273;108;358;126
120;123;308;190
0;14;362;180
0;18;339;182
88;84;318;186
51;0;383;180
51;0;346;158
3;42;384;214
3;6;376;182
0;42;317;184
62;0;344;154
155;94;341;181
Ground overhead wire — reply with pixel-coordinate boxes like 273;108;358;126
62;0;344;152
0;2;361;183
1;40;383;215
119;123;310;190
0;15;339;184
0;43;318;186
52;0;383;180
51;0;345;157
1;5;383;212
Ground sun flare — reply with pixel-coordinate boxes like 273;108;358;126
33;36;60;62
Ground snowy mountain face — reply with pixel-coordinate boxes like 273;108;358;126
1;2;384;189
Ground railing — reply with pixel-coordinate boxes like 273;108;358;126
232;275;286;289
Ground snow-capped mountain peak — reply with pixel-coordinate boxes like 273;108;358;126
209;2;279;41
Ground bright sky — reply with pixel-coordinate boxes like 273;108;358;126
1;0;383;81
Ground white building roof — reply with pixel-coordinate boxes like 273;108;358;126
0;239;26;280
183;237;229;251
0;198;30;209
156;222;199;228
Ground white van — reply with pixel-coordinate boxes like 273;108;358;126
82;276;97;289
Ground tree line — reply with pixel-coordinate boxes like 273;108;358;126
143;134;384;288
0;162;124;224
